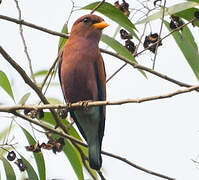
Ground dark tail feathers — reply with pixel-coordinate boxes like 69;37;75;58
88;138;102;170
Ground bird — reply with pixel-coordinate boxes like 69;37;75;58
58;14;109;170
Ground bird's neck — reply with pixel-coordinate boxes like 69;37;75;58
67;36;99;50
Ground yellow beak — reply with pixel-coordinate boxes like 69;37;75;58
93;21;109;29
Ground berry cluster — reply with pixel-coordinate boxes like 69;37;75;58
7;151;27;172
120;29;136;54
169;15;184;31
26;137;65;154
114;0;130;17
143;33;162;53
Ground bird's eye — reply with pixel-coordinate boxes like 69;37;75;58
82;17;90;23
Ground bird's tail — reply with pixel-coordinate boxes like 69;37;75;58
88;135;102;170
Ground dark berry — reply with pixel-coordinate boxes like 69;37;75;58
7;151;16;161
194;11;199;19
170;20;177;30
125;39;136;54
15;159;27;172
120;29;132;40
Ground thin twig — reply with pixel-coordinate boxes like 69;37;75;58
152;0;167;69
106;63;126;82
103;151;175;180
97;170;106;180
90;0;105;14
40;55;59;90
13;0;36;83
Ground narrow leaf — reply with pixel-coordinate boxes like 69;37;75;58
187;0;199;3
41;112;82;140
0;126;13;142
82;2;138;39
19;154;39;180
136;1;199;24
164;20;199;80
175;8;199;27
101;34;147;77
18;92;31;105
34;70;48;77
58;23;68;54
21;127;46;180
0;70;15;102
1;156;16;180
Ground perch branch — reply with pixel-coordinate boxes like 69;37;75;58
0;84;198;112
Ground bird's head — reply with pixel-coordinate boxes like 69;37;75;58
70;14;109;42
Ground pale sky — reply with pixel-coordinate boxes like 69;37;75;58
1;0;199;180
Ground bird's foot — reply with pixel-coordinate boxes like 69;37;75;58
57;108;68;119
79;100;91;110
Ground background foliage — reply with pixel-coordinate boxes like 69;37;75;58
0;0;199;179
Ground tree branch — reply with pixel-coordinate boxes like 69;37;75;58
0;84;198;112
0;15;69;38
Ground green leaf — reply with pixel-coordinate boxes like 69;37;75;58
0;126;13;142
19;154;39;180
21;127;46;180
1;156;16;180
0;70;15;102
175;8;199;27
18;92;31;105
34;70;48;77
187;0;199;3
41;112;82;140
82;2;138;39
58;23;68;54
37;82;60;87
136;1;199;24
164;20;199;80
40;112;55;125
182;21;198;51
101;34;147;78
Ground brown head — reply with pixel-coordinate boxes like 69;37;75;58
69;14;109;43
